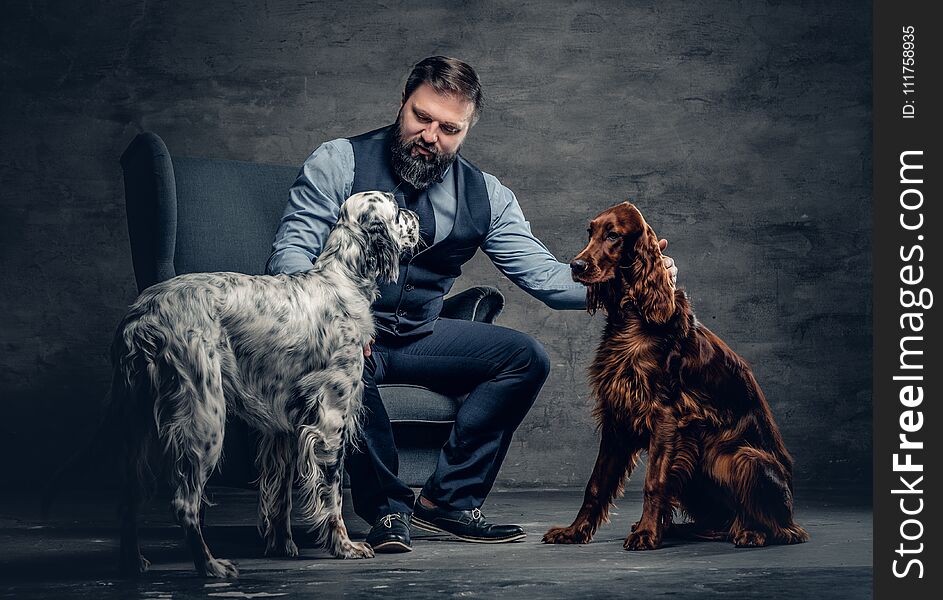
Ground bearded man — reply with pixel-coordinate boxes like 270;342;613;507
267;56;678;552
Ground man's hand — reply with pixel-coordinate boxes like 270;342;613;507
659;239;678;285
363;337;374;358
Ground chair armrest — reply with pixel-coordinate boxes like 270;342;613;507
440;286;505;323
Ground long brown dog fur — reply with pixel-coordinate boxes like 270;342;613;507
543;201;809;550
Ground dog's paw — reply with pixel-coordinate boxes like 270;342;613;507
777;524;810;545
542;525;591;544
624;529;661;551
732;529;767;548
201;558;239;578
265;537;300;558
334;540;375;559
118;553;150;577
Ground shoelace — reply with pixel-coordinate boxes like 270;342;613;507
471;508;483;521
381;513;407;528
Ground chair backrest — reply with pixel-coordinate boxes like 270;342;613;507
172;156;296;277
121;132;297;291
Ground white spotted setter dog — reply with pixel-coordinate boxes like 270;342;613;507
111;191;419;577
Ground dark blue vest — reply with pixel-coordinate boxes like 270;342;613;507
349;126;491;337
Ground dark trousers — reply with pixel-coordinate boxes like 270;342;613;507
345;317;550;524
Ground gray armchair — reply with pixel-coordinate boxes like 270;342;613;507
119;132;504;487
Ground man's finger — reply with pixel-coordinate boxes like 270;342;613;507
662;254;678;285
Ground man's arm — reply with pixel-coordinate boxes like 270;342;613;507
480;174;587;310
480;176;678;311
265;139;355;275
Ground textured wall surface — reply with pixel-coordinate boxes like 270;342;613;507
0;0;871;489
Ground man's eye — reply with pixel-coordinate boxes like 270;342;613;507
443;127;458;135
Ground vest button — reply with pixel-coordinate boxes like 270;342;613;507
404;284;414;292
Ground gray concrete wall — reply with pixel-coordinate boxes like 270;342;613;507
0;0;871;488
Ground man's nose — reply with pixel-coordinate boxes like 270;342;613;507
421;127;438;145
570;259;588;274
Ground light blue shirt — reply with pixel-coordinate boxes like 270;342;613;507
266;138;586;310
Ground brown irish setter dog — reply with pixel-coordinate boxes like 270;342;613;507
543;202;808;550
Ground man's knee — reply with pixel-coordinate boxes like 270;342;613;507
512;333;551;386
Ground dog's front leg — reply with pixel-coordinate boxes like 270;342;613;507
296;419;374;559
543;425;641;545
624;419;695;551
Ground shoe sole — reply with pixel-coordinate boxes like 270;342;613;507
369;540;412;553
411;516;527;543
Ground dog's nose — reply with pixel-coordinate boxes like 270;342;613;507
570;259;588;274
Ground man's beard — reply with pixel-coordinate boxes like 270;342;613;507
390;119;458;190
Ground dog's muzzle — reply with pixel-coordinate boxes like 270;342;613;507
397;208;421;252
570;258;596;283
570;259;588;275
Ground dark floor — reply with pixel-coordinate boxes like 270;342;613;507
0;485;871;599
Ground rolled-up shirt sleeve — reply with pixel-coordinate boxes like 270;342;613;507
265;139;355;275
480;173;586;310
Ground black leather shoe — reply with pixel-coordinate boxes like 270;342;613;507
365;513;412;553
411;500;526;543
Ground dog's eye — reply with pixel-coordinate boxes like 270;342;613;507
606;231;621;241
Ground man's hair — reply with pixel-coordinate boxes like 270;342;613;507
403;56;483;123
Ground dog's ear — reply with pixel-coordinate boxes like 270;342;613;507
366;220;400;283
626;224;675;324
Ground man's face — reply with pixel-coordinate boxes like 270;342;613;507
390;82;476;189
